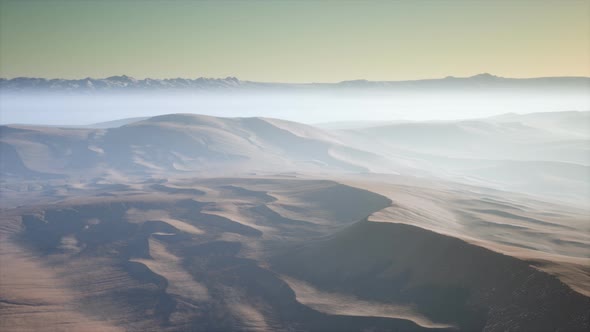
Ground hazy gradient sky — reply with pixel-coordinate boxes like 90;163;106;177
1;0;589;82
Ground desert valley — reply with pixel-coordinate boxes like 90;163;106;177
1;1;590;330
1;100;589;331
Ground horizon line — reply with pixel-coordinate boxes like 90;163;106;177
2;73;590;84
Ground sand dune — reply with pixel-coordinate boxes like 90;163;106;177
0;240;122;332
281;275;453;329
334;174;590;296
227;302;270;332
126;208;204;235
1;114;377;178
3;112;588;206
2;178;441;330
132;238;209;302
272;219;590;331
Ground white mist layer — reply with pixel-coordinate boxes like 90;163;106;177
1;90;588;125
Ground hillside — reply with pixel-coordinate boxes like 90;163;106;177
0;114;394;179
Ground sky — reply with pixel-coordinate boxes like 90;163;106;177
1;0;589;82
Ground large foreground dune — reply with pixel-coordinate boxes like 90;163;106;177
1;174;588;331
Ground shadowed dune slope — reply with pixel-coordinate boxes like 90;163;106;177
271;219;590;331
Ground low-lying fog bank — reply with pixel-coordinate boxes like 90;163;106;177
1;90;588;126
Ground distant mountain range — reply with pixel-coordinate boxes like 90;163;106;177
1;73;589;92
